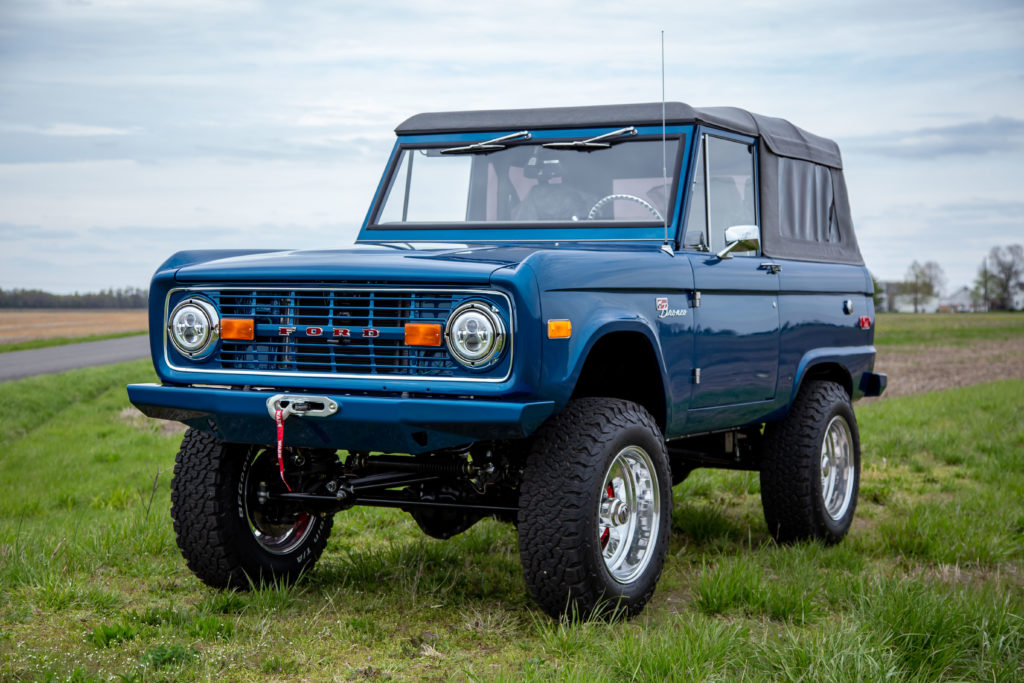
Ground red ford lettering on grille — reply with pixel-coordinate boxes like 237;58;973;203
279;326;297;336
362;328;380;338
306;327;323;336
332;328;351;337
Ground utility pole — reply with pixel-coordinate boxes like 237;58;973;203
982;256;989;312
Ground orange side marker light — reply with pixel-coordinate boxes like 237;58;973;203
548;320;572;339
221;318;254;340
405;322;442;347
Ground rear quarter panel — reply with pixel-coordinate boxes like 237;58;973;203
776;259;877;406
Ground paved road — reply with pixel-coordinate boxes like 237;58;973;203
0;335;150;382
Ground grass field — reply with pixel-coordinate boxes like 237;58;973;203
1;319;1023;680
875;310;1024;347
0;331;147;354
0;310;147;350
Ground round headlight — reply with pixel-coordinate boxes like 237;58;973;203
168;297;219;358
445;301;506;369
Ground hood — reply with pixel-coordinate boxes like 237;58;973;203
172;244;543;285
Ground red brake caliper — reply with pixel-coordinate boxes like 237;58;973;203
600;484;614;548
275;408;292;492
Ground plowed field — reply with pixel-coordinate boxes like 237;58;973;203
0;309;147;344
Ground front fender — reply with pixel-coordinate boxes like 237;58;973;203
538;301;672;415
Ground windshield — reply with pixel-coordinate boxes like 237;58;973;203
372;136;682;227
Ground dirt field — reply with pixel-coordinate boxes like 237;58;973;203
0;309;147;344
869;336;1024;400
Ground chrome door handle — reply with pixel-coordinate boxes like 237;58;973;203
759;263;781;274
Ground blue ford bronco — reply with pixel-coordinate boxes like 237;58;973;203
128;102;886;619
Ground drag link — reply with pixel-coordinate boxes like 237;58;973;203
347;454;475;477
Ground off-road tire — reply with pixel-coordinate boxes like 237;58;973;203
518;398;672;619
170;428;332;588
760;380;860;544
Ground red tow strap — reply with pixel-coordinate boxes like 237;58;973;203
275;408;292;492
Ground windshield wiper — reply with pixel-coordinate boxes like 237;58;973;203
441;130;531;155
542;126;637;150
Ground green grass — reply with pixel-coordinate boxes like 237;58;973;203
0;330;146;354
1;363;1023;680
875;310;1024;347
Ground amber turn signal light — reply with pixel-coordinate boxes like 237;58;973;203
547;319;572;339
220;318;254;340
405;322;442;347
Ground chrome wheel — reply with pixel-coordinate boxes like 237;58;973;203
599;445;661;584
248;510;314;555
820;415;854;521
243;450;316;556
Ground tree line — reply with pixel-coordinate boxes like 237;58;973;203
0;287;148;309
884;244;1023;312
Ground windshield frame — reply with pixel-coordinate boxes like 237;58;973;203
358;124;694;244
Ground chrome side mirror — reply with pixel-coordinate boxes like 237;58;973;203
716;224;760;259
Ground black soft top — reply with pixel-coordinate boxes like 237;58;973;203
396;102;842;169
396;102;862;266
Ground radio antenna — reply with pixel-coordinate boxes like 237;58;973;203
660;30;673;257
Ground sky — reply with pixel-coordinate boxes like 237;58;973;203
1;0;1022;295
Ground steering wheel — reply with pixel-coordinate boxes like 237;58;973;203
587;194;664;221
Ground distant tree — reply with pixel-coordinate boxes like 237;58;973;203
972;258;996;311
902;260;945;313
976;244;1024;311
0;287;148;309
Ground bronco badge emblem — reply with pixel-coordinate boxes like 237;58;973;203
656;297;686;318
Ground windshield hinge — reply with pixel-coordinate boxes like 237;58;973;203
690;291;701;308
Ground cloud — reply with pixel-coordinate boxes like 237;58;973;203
0;222;76;239
43;123;136;136
1;0;1023;294
0;122;137;136
936;199;1024;222
856;196;1024;289
0;219;361;293
0;124;391;164
850;117;1024;159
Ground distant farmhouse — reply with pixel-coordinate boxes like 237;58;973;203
878;282;1022;313
938;286;975;313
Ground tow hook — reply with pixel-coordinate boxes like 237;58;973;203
265;394;339;419
265;394;339;493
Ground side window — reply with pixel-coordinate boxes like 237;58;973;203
682;134;758;253
683;139;707;250
706;136;757;255
777;157;837;243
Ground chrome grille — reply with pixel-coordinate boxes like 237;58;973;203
209;289;461;376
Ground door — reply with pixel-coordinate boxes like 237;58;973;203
684;133;780;411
